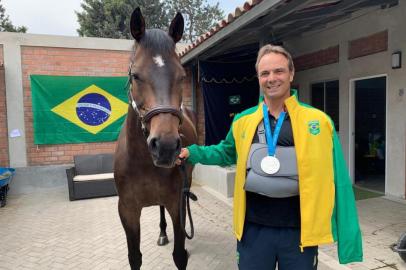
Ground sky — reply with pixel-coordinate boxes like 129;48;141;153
2;0;247;37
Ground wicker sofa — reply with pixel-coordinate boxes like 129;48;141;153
66;153;117;201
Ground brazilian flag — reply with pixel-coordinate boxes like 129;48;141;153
31;75;129;144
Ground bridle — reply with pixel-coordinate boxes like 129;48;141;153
126;65;197;239
126;64;183;136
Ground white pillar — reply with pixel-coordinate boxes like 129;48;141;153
3;37;28;167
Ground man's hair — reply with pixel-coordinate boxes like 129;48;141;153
255;44;295;72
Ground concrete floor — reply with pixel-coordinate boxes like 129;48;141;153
1;184;405;270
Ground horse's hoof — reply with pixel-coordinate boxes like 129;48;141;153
157;236;169;246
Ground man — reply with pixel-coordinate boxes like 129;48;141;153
178;44;362;270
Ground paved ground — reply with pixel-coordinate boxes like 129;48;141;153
320;196;406;270
0;184;405;270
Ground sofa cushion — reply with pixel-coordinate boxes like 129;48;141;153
73;173;114;182
74;154;114;175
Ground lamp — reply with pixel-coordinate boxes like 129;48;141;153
392;51;402;69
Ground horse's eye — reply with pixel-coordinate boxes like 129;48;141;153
132;73;142;82
179;76;186;83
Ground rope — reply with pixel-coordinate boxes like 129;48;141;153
179;159;197;239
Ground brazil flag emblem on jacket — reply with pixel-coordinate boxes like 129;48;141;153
31;75;128;144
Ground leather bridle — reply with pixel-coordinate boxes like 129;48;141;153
126;65;183;136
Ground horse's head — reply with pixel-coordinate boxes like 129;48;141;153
128;7;186;168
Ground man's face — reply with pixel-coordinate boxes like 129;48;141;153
257;52;294;101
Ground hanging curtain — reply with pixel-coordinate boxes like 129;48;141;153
199;60;259;145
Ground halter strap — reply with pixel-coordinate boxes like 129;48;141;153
126;64;183;134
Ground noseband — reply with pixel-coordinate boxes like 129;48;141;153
126;67;183;136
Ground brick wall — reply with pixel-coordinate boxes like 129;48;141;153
20;46;193;166
348;30;388;60
21;46;131;166
294;45;339;71
182;66;204;145
182;67;193;109
0;45;3;65
195;81;205;145
0;45;10;166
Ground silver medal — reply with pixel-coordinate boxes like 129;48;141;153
261;156;280;175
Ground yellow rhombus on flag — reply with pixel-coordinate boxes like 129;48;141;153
51;84;128;134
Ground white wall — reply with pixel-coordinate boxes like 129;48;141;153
285;3;406;199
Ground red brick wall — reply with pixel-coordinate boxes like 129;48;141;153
294;45;339;71
182;66;205;144
21;47;131;165
196;80;205;145
0;45;3;65
182;67;193;109
348;30;388;60
0;45;10;167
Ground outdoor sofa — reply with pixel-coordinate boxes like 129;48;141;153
66;153;117;201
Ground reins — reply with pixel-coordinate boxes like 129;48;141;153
179;158;197;239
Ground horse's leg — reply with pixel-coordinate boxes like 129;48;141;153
118;201;142;270
167;199;188;270
157;205;169;246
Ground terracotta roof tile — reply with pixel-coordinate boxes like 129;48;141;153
178;0;264;57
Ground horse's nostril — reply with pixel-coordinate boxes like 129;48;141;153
149;137;159;151
176;138;181;152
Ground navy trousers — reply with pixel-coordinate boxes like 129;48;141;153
237;222;318;270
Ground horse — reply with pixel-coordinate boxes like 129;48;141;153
114;7;198;270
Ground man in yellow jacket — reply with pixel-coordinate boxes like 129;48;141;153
178;44;362;270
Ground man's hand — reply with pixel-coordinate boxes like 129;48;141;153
176;148;190;165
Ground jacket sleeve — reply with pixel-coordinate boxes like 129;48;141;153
186;126;236;166
332;130;363;264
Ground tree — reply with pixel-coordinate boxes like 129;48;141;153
167;0;224;44
0;1;27;32
76;0;170;39
76;0;224;43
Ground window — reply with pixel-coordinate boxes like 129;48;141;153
311;80;339;131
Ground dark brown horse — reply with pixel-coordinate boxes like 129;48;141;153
114;7;197;270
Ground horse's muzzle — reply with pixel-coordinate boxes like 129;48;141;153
148;135;181;168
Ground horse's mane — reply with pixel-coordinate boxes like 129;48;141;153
138;29;176;54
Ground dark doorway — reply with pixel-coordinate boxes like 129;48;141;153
354;76;386;193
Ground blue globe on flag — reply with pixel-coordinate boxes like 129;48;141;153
76;93;112;126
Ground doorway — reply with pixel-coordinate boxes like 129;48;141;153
353;76;386;193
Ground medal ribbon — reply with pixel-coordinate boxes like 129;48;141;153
262;103;286;156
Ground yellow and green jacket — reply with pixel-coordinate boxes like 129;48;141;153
187;91;363;264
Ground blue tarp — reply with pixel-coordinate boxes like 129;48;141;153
0;167;15;187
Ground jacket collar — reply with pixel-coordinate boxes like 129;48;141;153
258;89;299;114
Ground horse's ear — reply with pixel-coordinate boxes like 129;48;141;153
168;12;184;43
130;7;145;42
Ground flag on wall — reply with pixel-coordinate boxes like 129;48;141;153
31;75;129;144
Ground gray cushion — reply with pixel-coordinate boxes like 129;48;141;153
74;153;114;175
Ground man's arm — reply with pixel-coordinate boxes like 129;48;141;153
179;127;237;167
